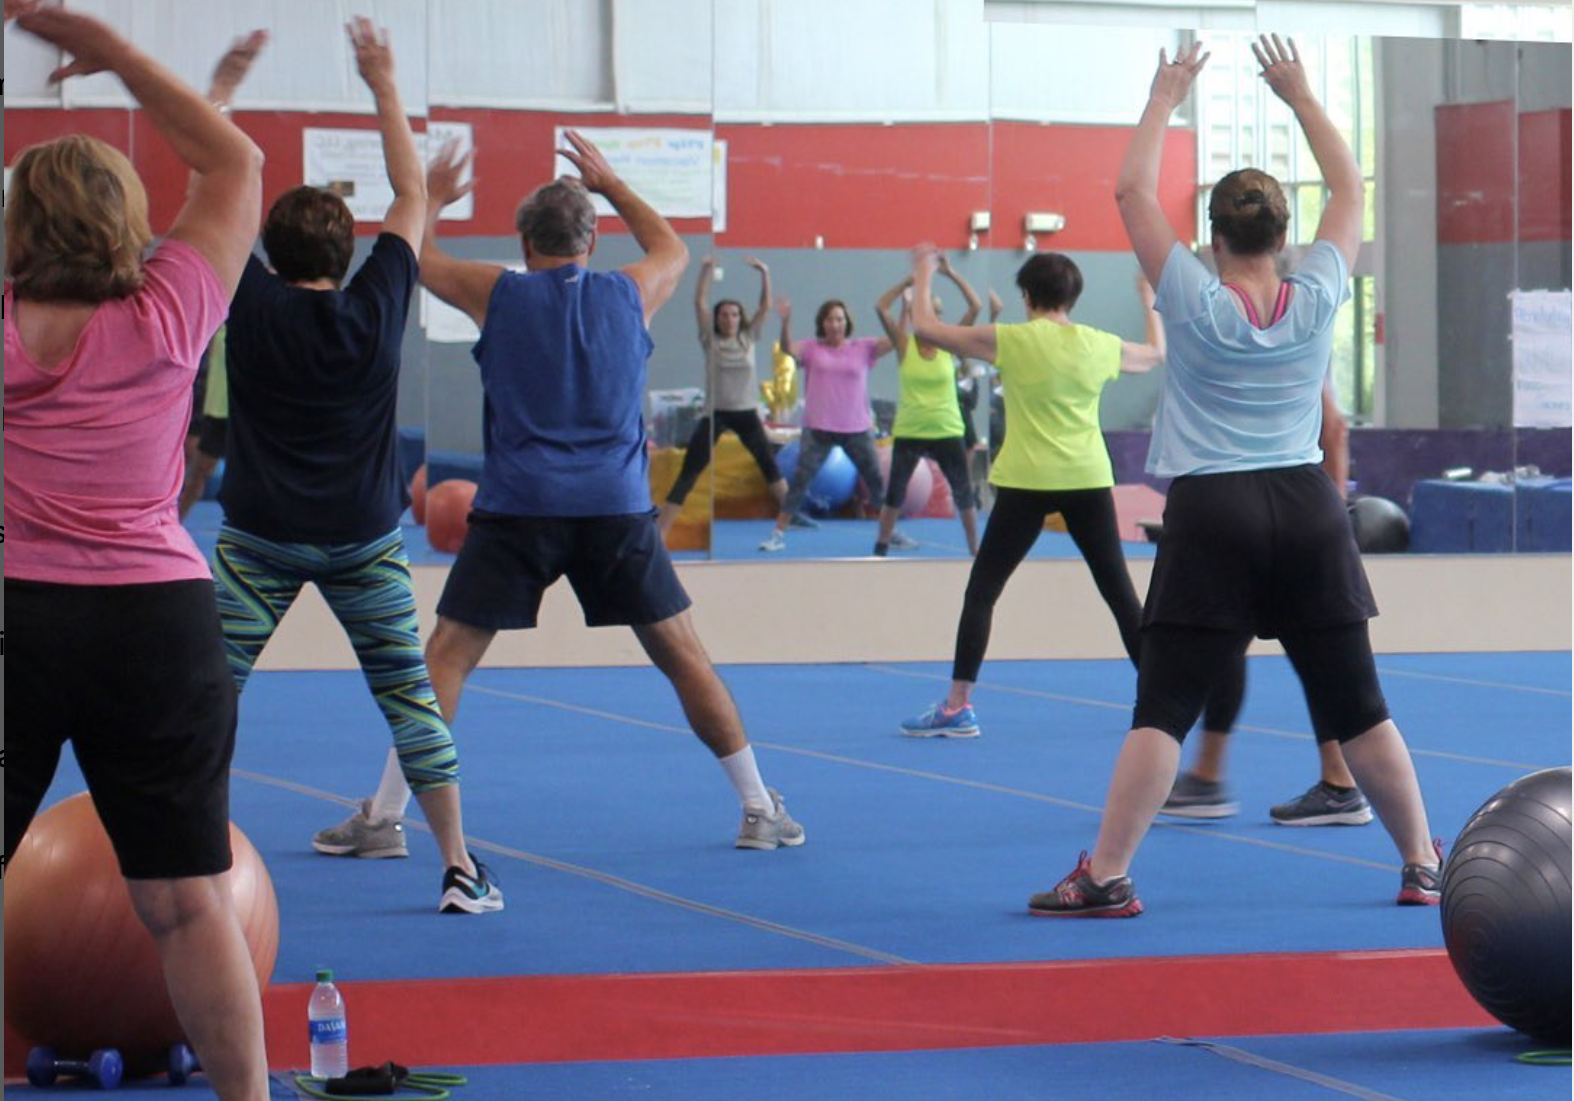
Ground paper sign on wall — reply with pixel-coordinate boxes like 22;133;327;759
552;126;714;219
1511;290;1573;429
303;123;475;223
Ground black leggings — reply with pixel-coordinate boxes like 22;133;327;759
952;486;1244;732
1135;621;1388;744
665;409;781;506
885;436;976;511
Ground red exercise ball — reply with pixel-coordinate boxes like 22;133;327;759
426;478;478;553
410;463;428;525
4;794;278;1073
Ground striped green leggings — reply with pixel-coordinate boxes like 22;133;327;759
212;524;458;793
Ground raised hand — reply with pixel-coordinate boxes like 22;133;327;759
4;1;44;22
14;4;130;83
910;242;941;279
775;296;792;321
558;129;620;194
210;29;268;103
1252;34;1311;109
746;256;768;272
347;16;396;93
1149;41;1210;111
427;139;474;210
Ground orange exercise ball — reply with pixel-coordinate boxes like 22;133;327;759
410;463;428;525
426;479;478;553
4;794;278;1073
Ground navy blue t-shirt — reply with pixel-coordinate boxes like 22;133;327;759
221;234;416;542
471;265;654;517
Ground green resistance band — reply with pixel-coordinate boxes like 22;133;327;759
1516;1050;1571;1067
290;1070;468;1100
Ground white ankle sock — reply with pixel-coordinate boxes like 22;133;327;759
369;749;413;821
718;746;773;813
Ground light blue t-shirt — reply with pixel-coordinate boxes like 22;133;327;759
1146;240;1351;478
471;265;654;516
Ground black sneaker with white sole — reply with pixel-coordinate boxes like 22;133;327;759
439;856;504;914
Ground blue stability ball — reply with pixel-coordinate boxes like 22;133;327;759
1441;767;1571;1043
776;441;858;515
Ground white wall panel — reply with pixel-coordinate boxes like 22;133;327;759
989;22;1179;122
3;16;72;103
716;0;990;122
42;0;424;111
611;0;712;112
429;0;610;108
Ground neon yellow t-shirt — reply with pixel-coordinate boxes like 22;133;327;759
891;337;964;439
989;318;1122;490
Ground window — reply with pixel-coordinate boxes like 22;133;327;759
1195;33;1379;420
1458;4;1573;42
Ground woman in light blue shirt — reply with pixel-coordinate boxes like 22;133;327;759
1030;36;1440;917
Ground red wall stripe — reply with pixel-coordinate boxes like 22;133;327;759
1436;100;1517;246
5;109;134;158
1519;107;1572;243
990;120;1198;253
714;121;992;249
428;108;714;240
8;109;1197;254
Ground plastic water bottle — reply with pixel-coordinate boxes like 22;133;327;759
308;969;348;1079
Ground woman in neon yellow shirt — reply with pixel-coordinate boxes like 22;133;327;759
873;255;985;556
898;247;1173;739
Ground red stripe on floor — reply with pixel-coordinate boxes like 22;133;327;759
257;949;1491;1069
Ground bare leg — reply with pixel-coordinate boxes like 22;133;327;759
1088;727;1182;882
425;617;496;730
632;609;748;757
769;478;787;507
1319;740;1357;787
945;679;974;710
127;876;269;1101
413;784;474;873
1187;729;1231;783
1339;720;1435;865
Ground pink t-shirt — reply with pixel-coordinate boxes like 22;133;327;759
4;240;227;585
796;336;881;433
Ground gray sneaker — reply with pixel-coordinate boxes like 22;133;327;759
735;788;806;850
1270;782;1375;826
889;530;920;550
311;798;409;858
1158;771;1239;819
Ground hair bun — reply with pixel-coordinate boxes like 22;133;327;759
1233;188;1267;211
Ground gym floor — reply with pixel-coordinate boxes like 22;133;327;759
9;642;1570;1098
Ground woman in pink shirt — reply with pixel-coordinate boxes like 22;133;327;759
759;297;894;552
3;6;269;1098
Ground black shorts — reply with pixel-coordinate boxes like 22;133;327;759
437;509;693;630
4;578;237;880
1143;464;1377;638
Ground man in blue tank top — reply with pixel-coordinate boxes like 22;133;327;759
415;131;804;850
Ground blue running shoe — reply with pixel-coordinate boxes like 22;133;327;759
900;702;980;738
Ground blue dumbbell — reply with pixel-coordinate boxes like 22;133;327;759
168;1042;202;1087
26;1046;124;1089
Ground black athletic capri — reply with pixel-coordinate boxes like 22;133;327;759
5;578;238;879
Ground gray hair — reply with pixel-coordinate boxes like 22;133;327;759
514;177;596;257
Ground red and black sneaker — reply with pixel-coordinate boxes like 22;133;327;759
1397;838;1445;906
1028;851;1144;918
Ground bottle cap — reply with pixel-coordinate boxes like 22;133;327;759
316;968;333;983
